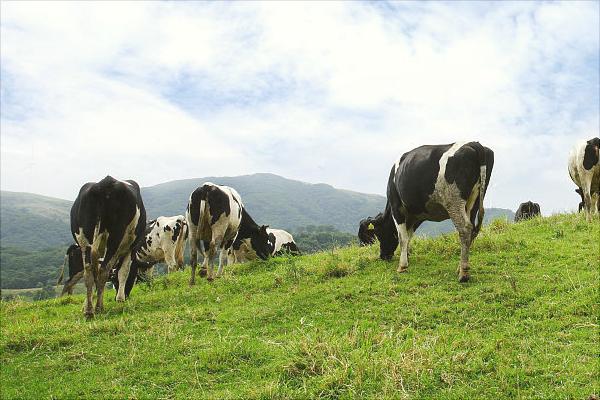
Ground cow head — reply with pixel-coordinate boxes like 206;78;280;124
358;216;378;246
251;225;273;260
583;137;600;170
370;213;398;260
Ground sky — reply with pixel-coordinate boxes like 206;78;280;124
1;1;598;213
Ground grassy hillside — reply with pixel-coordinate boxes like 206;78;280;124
1;214;597;399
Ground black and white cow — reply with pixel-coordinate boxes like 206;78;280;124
56;244;84;296
136;215;188;274
186;183;272;283
228;228;299;263
514;201;541;222
71;176;146;318
569;137;600;221
365;142;494;282
358;214;381;246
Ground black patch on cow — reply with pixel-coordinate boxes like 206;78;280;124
444;143;481;200
583;137;600;170
394;144;451;216
163;225;171;232
172;221;182;242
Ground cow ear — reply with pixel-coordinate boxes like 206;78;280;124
583;143;600;169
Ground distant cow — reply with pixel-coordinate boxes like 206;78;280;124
568;137;600;221
365;142;494;282
358;214;381;246
514;201;541;222
56;244;84;296
71;176;146;318
228;228;299;263
186;183;272;283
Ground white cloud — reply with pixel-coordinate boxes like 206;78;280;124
1;1;598;214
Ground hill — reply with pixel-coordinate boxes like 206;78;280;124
1;214;597;399
0;191;72;249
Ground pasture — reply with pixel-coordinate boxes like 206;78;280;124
1;214;597;399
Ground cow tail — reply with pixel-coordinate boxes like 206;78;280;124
474;143;487;239
56;254;68;285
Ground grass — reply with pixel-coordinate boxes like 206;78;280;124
1;213;598;399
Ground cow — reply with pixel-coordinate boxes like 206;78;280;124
358;214;381;246
575;188;585;212
135;215;188;274
71;176;146;318
568;137;600;221
56;244;84;296
228;228;299;263
186;183;272;284
514;201;541;222
365;142;494;282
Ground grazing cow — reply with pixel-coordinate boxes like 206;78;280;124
358;214;381;246
71;176;146;318
568;137;600;221
186;183;272;283
366;142;494;282
228;228;299;263
136;216;188;274
56;244;84;296
514;201;541;222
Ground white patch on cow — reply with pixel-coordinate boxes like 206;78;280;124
569;140;600;220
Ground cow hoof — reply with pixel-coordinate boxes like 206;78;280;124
189;280;196;286
95;306;104;314
458;273;470;283
199;269;207;277
397;266;408;273
115;295;125;303
207;276;214;282
84;311;94;320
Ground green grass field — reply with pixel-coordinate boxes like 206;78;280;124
1;214;598;399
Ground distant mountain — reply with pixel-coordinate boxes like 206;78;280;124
0;173;514;289
141;173;385;233
0;191;72;249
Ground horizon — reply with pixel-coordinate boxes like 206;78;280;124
1;2;598;214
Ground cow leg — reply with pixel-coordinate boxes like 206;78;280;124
95;267;109;313
115;253;132;302
397;223;412;273
449;207;473;283
206;239;220;281
199;240;209;277
82;246;94;318
216;247;228;277
189;235;198;285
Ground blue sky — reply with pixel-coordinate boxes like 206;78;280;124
1;1;598;213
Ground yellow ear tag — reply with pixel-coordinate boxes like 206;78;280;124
368;223;375;230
